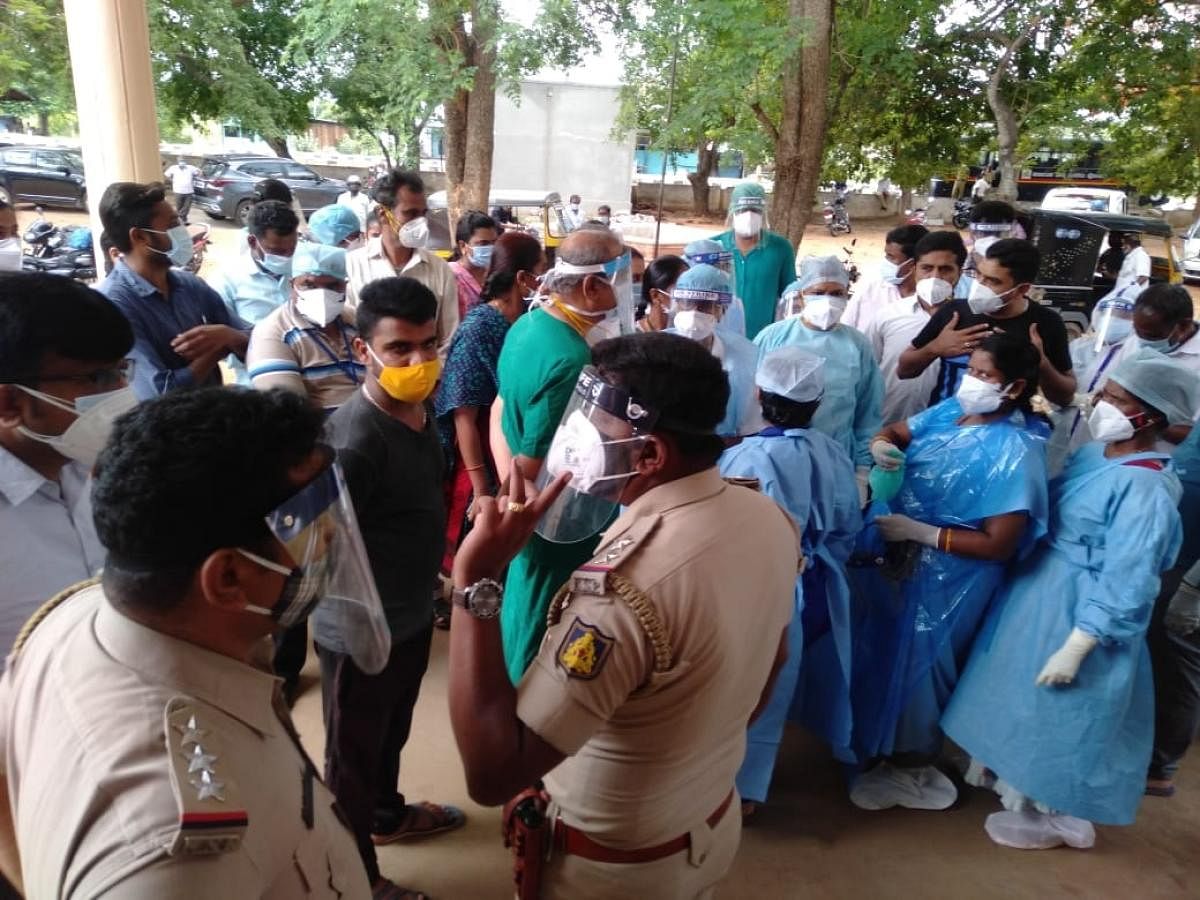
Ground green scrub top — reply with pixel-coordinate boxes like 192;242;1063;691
712;229;797;340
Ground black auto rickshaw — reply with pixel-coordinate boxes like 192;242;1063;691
1028;209;1182;335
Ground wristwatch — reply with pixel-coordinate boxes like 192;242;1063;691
451;578;504;620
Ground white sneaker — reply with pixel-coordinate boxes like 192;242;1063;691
985;810;1096;850
850;762;958;811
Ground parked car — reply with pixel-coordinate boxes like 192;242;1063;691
1182;218;1200;282
0;145;87;209
192;155;347;226
1040;187;1129;215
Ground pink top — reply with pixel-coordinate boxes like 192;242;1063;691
449;260;484;318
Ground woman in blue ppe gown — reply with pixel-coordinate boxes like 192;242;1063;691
666;264;762;437
754;257;884;473
942;349;1200;849
848;333;1049;811
719;347;862;808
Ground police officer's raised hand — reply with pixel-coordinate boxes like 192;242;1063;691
453;466;572;588
928;312;990;359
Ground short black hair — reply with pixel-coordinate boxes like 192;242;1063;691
451;210;499;261
598;204;612;215
885;224;929;260
253;178;293;204
248;199;299;239
760;391;818;429
93;387;326;610
1136;283;1192;326
372;169;425;209
356;276;438;339
970;200;1017;225
99;181;168;252
99;231;117;275
591;332;729;464
0;274;133;382
914;230;967;267
985;238;1040;284
641;255;689;305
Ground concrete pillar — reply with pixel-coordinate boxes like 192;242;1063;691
62;0;162;261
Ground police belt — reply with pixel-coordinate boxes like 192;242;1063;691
552;790;733;865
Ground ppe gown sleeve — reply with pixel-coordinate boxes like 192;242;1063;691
851;338;885;466
1075;475;1183;643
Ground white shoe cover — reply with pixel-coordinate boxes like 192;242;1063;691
985;810;1096;850
850;763;958;811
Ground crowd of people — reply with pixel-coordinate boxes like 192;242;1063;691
0;170;1197;898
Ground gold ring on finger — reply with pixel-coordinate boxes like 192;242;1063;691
507;501;527;513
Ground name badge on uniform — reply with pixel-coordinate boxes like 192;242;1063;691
570;564;610;596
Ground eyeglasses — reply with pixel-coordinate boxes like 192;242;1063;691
15;358;135;390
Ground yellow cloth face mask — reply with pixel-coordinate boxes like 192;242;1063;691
368;347;441;403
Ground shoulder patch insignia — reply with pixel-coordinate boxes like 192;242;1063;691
570;564;610;596
556;617;616;680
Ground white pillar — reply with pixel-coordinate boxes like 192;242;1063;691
62;0;162;263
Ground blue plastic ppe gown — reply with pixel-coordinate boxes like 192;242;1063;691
720;427;862;797
847;398;1050;762
942;444;1182;824
667;327;762;437
753;319;883;467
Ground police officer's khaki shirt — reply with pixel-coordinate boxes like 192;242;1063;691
516;468;799;849
0;584;370;898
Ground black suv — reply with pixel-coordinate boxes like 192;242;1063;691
193;155;347;226
0;145;87;208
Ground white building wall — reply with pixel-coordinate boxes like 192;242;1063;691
492;79;634;215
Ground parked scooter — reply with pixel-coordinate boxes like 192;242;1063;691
21;208;95;282
952;197;973;230
823;192;852;236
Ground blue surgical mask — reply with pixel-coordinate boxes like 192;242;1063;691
1139;335;1175;354
258;251;294;278
141;225;193;268
468;245;494;269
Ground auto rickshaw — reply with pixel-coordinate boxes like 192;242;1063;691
1028;209;1182;335
425;189;569;262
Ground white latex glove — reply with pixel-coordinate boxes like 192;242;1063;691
870;439;905;471
855;466;870;508
875;513;940;547
1073;392;1096;414
1165;581;1200;637
1036;628;1098;686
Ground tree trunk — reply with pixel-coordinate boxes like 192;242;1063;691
36;111;49;136
687;140;717;216
265;134;292;159
770;0;834;247
987;77;1020;202
900;187;912;215
403;124;421;169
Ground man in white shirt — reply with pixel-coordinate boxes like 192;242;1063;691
564;193;584;230
842;223;928;333
865;231;964;424
345;169;459;356
971;172;990;201
337;174;372;229
162;157;199;224
0;273;134;660
1115;232;1153;293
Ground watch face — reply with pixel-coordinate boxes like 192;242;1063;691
467;579;503;617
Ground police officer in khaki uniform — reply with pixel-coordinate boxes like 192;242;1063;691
446;332;800;900
0;388;373;898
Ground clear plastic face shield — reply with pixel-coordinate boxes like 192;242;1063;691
1091;297;1136;351
685;248;733;276
535;366;659;544
967;221;1014;271
670;285;732;343
729;196;768;239
247;459;390;674
551;250;635;341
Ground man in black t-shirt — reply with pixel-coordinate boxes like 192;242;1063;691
898;238;1076;407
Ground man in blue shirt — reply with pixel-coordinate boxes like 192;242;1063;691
98;181;248;399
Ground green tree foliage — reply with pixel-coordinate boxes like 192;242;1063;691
0;1;74;135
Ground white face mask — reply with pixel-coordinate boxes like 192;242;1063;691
674;309;716;342
0;236;21;272
296;288;346;326
1087;400;1136;443
398;217;430;249
972;236;1000;257
956;373;1010;415
802;294;847;331
16;385;139;468
545;409;643;496
733;210;763;239
915;277;954;306
967;279;1017;315
879;258;911;286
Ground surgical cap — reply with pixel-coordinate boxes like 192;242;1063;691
730;182;767;213
1107;347;1200;426
291;242;347;282
673;263;732;303
683;238;730;266
308;204;362;247
757;346;825;403
790;255;850;293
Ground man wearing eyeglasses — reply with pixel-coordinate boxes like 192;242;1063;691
0;274;135;662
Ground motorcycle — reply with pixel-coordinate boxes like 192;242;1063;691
21;208;95;282
952;197;973;230
185;222;211;275
905;207;927;226
842;239;860;285
823;193;852;236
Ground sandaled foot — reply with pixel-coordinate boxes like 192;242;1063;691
1145;778;1176;797
372;877;430;900
372;801;465;845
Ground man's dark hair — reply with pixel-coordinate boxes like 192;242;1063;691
93;387;326;611
99;181;168;253
760;391;819;429
598;204;612;216
970;199;1016;225
248;199;299;239
985;238;1040;284
914;230;967;267
1123;232;1142;247
253;178;293;204
0;274;133;382
592;332;729;464
356;276;438;339
372;169;425;209
99;230;117;275
1136;283;1192;326
451;210;498;262
885;224;929;260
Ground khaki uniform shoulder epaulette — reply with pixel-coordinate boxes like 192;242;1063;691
547;516;673;673
163;697;249;856
10;577;99;656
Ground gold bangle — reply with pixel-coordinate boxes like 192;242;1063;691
463;463;485;472
944;529;953;553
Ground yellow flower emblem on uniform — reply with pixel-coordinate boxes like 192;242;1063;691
556;617;615;680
